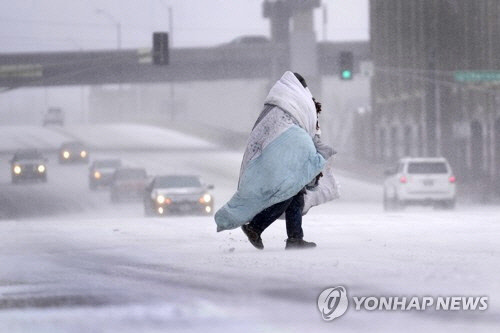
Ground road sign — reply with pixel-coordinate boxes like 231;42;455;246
454;71;500;82
0;64;42;78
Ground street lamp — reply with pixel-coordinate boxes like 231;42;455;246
159;0;173;47
158;1;175;120
95;9;121;49
65;38;87;123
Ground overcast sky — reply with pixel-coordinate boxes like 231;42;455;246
0;0;368;52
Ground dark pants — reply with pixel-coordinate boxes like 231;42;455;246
248;190;305;239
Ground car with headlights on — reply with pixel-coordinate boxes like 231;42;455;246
144;175;214;216
89;158;122;190
10;149;47;184
383;157;456;210
58;141;89;164
42;107;64;126
110;167;147;203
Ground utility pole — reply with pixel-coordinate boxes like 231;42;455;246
168;6;175;121
424;4;440;157
168;6;174;47
159;1;175;121
117;22;122;49
67;38;86;124
95;9;121;49
95;8;123;121
322;3;328;41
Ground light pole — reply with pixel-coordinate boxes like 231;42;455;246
322;3;328;41
159;0;173;47
96;8;122;118
66;38;86;123
95;9;121;49
159;1;175;121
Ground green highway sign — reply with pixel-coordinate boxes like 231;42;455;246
455;71;500;82
0;64;43;78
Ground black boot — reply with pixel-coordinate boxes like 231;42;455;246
241;224;264;250
285;238;316;250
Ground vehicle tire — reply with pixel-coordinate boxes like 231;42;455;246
383;191;395;211
384;192;401;211
144;203;154;217
442;199;456;210
110;191;119;203
394;198;404;210
383;193;391;211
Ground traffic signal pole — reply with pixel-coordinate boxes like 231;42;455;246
339;51;354;80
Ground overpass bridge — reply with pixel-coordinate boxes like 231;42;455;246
0;41;369;88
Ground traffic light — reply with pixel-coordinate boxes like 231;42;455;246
153;32;169;65
339;51;353;80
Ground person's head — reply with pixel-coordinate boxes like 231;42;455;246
293;73;322;129
264;71;317;137
312;97;321;114
313;97;322;130
294;72;320;113
293;72;307;88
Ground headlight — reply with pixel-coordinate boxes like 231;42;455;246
156;195;165;204
37;165;45;173
158;207;164;214
200;194;211;203
80;150;87;158
205;206;212;213
94;171;101;179
62;151;70;159
13;165;22;174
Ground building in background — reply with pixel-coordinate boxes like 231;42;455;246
370;0;500;196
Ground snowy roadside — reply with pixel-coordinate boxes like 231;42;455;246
51;124;217;151
0;125;73;154
0;124;217;155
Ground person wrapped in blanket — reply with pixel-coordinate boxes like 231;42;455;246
214;71;339;250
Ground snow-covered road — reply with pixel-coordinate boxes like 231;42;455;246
1;203;499;332
0;125;499;332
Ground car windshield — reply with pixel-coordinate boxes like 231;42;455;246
95;160;121;168
115;169;146;179
232;36;268;44
63;142;84;149
154;176;201;188
14;150;42;160
407;162;448;174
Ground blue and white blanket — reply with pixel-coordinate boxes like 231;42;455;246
215;71;326;231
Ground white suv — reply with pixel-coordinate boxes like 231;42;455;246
383;157;456;210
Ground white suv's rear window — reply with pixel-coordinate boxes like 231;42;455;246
407;162;448;174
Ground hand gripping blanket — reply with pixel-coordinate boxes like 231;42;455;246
215;72;326;232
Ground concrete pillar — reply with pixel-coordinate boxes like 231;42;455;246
289;7;318;80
